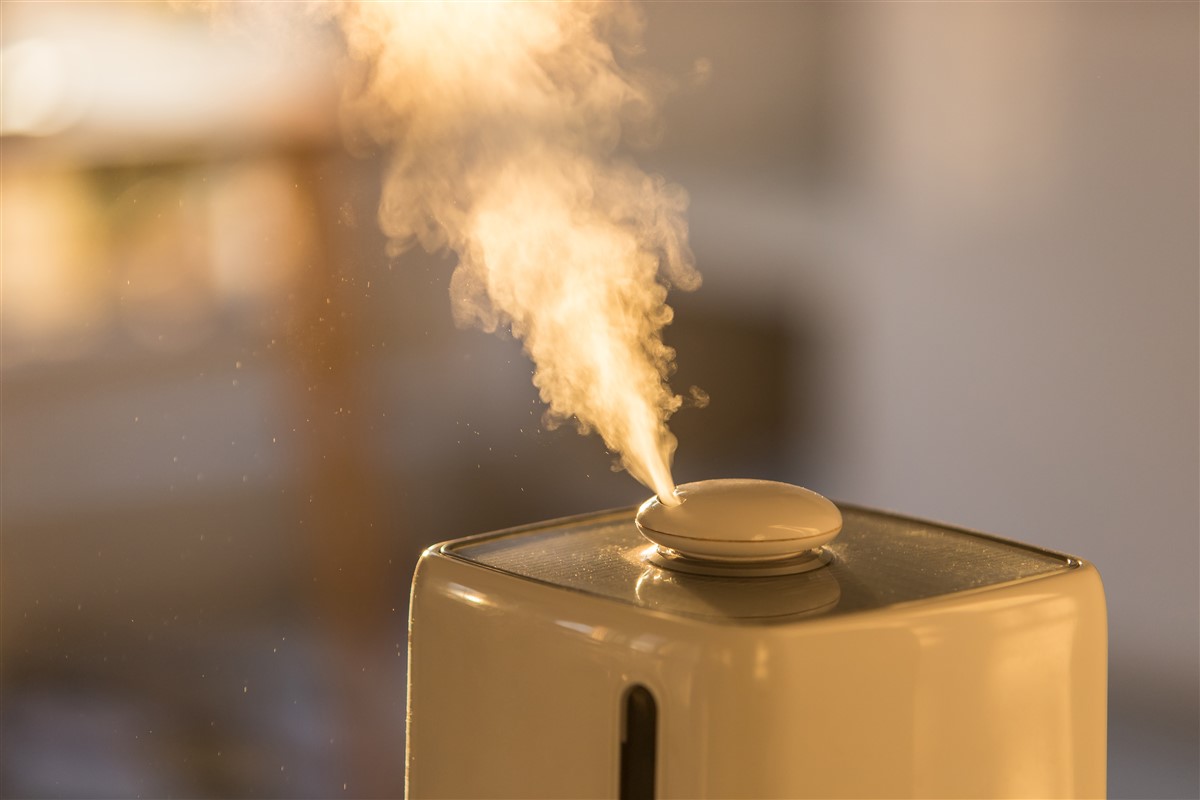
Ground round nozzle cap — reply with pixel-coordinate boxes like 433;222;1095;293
636;479;842;564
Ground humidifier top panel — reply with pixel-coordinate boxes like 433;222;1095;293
443;505;1077;623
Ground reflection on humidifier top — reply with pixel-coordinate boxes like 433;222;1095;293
442;482;1076;623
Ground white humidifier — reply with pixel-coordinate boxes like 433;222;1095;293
405;479;1106;799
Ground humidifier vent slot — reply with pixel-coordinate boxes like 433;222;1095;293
620;684;657;800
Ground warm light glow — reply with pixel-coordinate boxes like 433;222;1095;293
0;38;86;137
335;1;699;503
1;172;108;359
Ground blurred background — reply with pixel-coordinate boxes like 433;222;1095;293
2;1;1196;797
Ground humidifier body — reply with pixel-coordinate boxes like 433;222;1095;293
405;505;1106;799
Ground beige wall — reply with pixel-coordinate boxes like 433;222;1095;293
642;3;1198;795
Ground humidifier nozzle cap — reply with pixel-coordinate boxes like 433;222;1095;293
635;479;842;567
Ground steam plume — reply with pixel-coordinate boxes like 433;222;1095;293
335;2;699;502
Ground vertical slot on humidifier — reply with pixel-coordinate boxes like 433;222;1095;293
620;684;657;800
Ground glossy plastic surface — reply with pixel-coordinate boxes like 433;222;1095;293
406;506;1107;799
448;505;1073;622
636;479;842;561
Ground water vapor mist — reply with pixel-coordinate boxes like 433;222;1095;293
334;2;699;502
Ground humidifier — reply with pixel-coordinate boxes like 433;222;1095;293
405;479;1106;799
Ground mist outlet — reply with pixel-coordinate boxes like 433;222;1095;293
635;479;842;577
